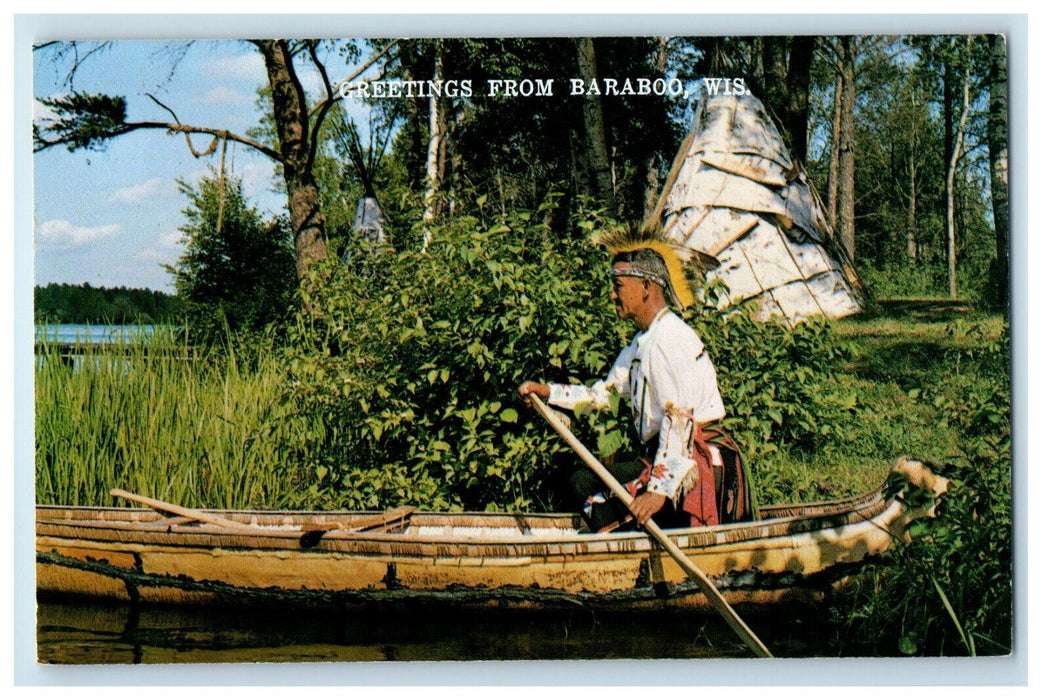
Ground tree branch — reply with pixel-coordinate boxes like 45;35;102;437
35;119;281;161
307;40;335;170
307;38;398;122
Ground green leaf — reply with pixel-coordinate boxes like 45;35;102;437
596;430;623;458
898;636;917;655
500;408;519;423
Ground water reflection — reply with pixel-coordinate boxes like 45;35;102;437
37;599;829;664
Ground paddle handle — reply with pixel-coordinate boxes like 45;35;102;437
528;394;773;659
110;488;248;530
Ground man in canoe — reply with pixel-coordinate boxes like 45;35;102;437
518;223;755;532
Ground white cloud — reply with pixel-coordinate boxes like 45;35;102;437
107;178;174;205
198;86;252;106
36;220;121;247
135;229;185;263
203;53;266;82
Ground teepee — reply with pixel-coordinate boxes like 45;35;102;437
656;91;864;323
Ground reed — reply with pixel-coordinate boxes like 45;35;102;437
35;329;313;509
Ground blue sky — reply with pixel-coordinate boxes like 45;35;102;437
33;40;369;293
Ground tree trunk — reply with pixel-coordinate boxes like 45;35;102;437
946;38;972;300
422;45;446;251
828;69;842;231
987;33;1010;309
760;36;813;163
837;36;857;262
254;40;327;279
907;147;919;265
785;36;815;164
575;37;615;210
906;88;919;264
761;37;790;122
643;36;669;219
942;48;954;271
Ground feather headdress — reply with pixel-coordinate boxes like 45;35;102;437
594;222;719;310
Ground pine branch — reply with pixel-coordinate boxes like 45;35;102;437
34;92;281;160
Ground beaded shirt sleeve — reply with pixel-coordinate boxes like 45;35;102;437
547;343;634;413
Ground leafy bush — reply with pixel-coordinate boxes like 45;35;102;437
282;199;627;511
857;261;947;300
167;172;298;345
692;293;858;456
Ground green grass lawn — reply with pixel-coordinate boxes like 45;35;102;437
741;305;1007;506
817;303;1011;656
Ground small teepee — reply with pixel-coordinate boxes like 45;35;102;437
334;109;394;258
656;91;864;323
353;195;386;245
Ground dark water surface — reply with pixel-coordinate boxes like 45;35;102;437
36;598;834;664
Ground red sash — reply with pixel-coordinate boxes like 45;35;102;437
628;424;749;527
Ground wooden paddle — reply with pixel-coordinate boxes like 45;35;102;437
110;488;416;546
527;394;773;658
110;488;252;530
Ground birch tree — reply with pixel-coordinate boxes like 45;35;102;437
986;33;1010;309
836;35;858;261
575;37;615;210
945;36;975;298
421;44;447;251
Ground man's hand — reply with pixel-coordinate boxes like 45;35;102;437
517;381;551;403
629;491;667;526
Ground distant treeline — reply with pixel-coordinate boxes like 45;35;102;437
35;282;184;324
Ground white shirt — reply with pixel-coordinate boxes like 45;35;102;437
548;309;725;500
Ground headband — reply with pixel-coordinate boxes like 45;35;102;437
610;266;669;289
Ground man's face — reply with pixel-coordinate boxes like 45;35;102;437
610;263;648;324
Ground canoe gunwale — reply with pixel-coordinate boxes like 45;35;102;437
36;471;901;554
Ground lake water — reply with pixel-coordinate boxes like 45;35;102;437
36;598;833;664
35;324;159;345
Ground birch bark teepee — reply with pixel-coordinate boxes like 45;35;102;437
655;91;864;323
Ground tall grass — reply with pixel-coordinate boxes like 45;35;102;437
35;329;314;509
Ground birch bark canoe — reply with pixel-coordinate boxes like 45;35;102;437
37;458;947;612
